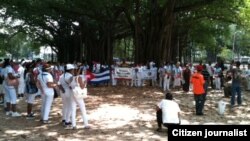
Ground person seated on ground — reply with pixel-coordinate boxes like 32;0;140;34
156;92;181;132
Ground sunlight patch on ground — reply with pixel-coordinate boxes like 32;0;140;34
89;104;141;129
153;91;164;95
227;120;237;124
5;130;31;135
202;122;225;125
239;121;250;124
43;131;58;136
173;91;184;94
179;120;225;125
58;138;83;141
106;94;124;98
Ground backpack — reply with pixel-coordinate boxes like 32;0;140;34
26;72;38;94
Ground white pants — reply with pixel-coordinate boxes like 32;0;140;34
131;76;142;87
71;95;88;127
159;76;164;88
151;77;157;87
163;76;171;91
41;93;54;121
112;75;117;86
215;77;221;90
61;89;72;122
131;78;136;87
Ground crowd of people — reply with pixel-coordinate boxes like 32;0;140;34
0;58;90;130
155;60;250;131
0;57;249;132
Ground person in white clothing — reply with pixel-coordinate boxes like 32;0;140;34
163;63;172;92
17;63;26;98
156;92;181;132
3;59;21;117
111;61;119;86
214;64;222;90
150;66;158;87
173;62;182;90
131;67;142;87
58;64;75;126
158;64;165;88
68;67;90;130
206;61;214;89
36;63;57;124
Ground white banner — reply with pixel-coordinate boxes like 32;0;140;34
114;67;132;79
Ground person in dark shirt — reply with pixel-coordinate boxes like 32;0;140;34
218;60;226;88
230;61;242;108
182;64;191;92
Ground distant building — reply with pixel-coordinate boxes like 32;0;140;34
32;46;57;61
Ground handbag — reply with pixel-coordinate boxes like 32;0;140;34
72;76;87;99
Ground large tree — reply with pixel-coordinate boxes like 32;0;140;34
0;0;247;65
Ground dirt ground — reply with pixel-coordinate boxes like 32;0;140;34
0;84;250;141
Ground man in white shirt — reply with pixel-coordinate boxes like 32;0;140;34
156;92;181;132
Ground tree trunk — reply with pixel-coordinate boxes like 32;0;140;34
134;0;144;65
159;0;176;63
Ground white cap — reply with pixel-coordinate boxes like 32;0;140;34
66;64;75;70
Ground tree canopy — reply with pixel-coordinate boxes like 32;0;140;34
0;0;249;65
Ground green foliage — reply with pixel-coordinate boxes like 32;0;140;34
218;47;233;62
1;0;250;63
114;38;134;60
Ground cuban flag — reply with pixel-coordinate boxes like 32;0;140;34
86;69;111;85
